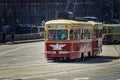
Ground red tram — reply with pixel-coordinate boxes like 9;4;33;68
44;19;102;61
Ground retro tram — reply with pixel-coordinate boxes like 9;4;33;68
44;19;102;61
102;24;120;44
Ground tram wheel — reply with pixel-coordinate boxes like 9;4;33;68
80;53;85;61
53;58;59;62
74;58;80;62
88;52;91;58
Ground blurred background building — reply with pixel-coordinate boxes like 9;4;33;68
0;0;119;34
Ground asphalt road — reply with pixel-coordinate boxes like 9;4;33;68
0;41;120;80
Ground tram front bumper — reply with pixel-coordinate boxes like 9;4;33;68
46;51;70;59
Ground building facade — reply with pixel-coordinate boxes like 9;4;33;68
0;0;119;28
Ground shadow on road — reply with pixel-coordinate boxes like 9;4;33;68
51;56;120;64
79;56;120;64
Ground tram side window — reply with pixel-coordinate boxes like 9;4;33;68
94;29;103;39
96;30;98;38
70;29;80;40
84;30;87;39
81;29;90;39
70;30;73;40
108;28;112;33
93;30;95;39
100;29;102;38
98;29;102;38
85;29;90;39
102;27;107;34
88;29;91;39
81;29;84;39
81;29;85;39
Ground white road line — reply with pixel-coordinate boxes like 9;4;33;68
0;45;40;56
27;56;31;58
47;79;59;80
13;58;18;60
0;47;25;55
74;77;89;80
0;45;5;48
2;79;13;80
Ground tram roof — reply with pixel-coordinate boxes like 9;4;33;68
88;21;102;25
45;19;93;25
103;24;120;27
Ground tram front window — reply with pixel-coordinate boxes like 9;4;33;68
48;30;68;40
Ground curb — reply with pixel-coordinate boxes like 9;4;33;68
0;39;45;45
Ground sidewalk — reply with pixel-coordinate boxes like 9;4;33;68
0;39;45;45
0;33;45;45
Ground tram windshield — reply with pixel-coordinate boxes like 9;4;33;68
48;30;68;40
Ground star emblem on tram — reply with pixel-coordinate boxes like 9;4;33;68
49;43;66;50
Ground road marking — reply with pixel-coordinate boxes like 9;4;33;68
0;47;25;55
116;79;120;80
46;78;89;80
13;58;18;60
0;45;40;56
27;56;31;58
47;79;59;80
2;79;13;80
74;77;89;80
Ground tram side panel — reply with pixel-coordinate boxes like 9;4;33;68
45;41;81;60
69;41;92;59
92;39;98;56
45;40;92;60
92;24;102;56
45;41;71;60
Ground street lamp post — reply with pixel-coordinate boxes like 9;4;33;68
45;0;48;21
12;0;17;34
111;0;114;23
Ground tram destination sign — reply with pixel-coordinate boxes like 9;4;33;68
48;25;66;28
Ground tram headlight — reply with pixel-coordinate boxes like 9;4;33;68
56;46;59;49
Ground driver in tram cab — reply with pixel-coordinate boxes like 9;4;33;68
57;31;66;40
60;32;66;40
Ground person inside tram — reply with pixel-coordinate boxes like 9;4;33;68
61;32;66;40
57;31;62;40
49;31;55;40
57;30;67;40
49;30;67;40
